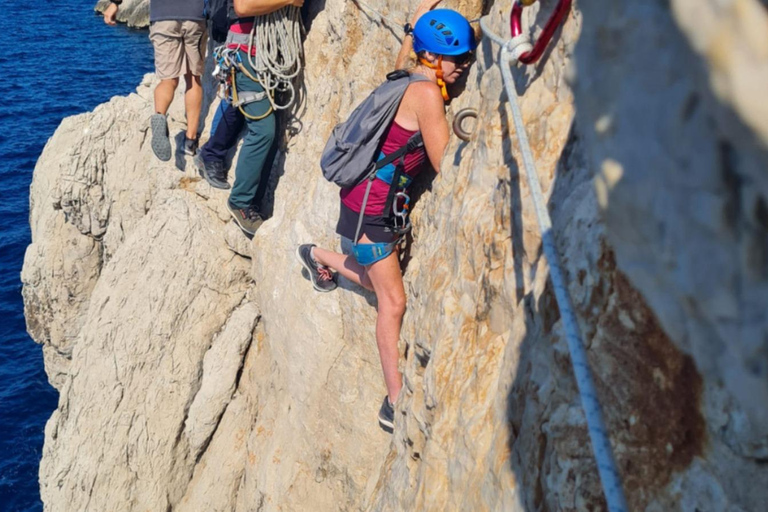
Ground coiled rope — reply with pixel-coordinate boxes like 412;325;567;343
479;15;629;512
245;6;304;111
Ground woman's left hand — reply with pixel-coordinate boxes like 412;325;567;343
410;0;443;26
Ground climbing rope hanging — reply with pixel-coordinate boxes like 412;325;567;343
246;6;304;111
480;2;629;511
350;0;482;40
351;0;404;30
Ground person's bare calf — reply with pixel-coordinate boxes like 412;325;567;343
154;77;179;116
184;73;202;141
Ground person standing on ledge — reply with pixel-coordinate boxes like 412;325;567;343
218;0;304;237
104;0;207;161
194;0;247;192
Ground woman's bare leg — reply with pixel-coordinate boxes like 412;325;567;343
312;236;405;403
312;246;373;291
365;250;406;404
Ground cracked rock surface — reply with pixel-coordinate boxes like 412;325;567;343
94;0;150;28
24;0;768;510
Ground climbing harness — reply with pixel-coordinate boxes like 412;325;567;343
212;7;303;115
351;135;423;266
453;108;478;142
480;3;629;512
212;46;273;120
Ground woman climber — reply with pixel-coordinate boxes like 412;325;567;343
296;4;476;433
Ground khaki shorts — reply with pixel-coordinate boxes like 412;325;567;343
149;20;208;79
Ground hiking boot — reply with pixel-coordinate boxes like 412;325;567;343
377;396;394;433
296;244;337;292
150;113;172;162
227;201;264;236
183;136;199;156
194;153;230;189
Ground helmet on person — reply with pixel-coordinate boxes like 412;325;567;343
412;9;476;56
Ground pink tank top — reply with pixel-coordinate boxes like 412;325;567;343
340;121;427;216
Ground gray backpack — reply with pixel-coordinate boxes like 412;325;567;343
321;70;430;188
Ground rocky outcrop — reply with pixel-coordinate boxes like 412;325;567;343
25;0;768;510
95;0;149;28
580;0;768;455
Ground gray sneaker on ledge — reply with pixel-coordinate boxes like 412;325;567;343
150;113;172;162
378;396;394;433
296;244;337;292
227;202;263;237
194;153;230;189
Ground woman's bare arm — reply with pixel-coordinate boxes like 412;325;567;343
413;83;449;172
234;0;304;18
394;0;443;69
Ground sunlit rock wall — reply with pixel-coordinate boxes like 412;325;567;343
26;0;768;510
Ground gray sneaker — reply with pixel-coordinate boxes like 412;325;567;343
194;153;230;189
150;114;172;162
296;244;337;292
227;201;263;236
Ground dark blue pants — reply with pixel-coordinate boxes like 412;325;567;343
200;103;244;164
227;54;277;209
200;53;278;209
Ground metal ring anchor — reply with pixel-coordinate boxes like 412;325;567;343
453;108;478;142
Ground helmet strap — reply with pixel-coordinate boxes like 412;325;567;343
419;56;450;102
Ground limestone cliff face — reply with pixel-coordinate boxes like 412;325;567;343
25;0;768;511
95;0;150;28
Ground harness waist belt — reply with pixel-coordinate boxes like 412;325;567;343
226;31;252;48
231;90;267;107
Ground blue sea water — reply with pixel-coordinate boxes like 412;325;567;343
0;2;153;510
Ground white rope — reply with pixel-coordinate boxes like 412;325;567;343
247;6;304;110
480;14;630;512
479;15;508;47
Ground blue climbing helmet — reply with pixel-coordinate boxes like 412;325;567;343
412;9;476;56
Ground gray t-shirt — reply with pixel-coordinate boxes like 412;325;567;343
150;0;206;23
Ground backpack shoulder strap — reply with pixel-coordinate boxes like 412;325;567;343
374;133;423;171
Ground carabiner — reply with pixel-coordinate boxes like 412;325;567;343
509;0;572;65
393;191;411;219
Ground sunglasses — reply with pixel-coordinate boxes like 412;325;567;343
446;52;475;66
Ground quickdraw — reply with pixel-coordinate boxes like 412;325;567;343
392;191;411;235
212;45;274;121
212;45;239;100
